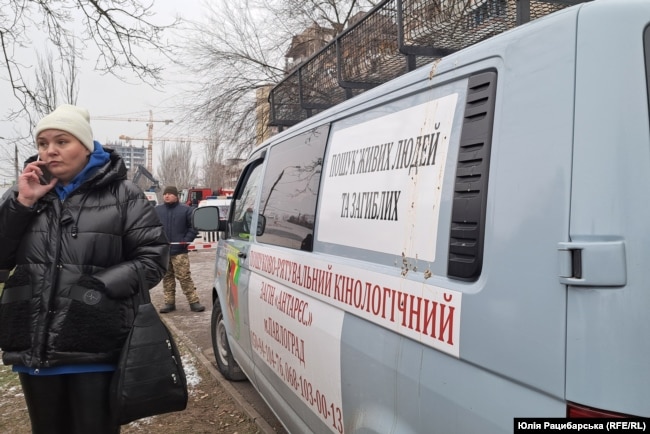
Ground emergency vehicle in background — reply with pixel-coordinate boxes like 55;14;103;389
180;187;234;207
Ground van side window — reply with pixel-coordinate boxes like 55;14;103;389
257;124;329;251
231;163;264;241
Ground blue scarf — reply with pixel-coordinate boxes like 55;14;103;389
55;141;110;200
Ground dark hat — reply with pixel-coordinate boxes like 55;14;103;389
163;186;179;196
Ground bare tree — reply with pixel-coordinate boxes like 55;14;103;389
0;138;20;186
156;141;198;190
1;0;175;123
0;48;81;182
33;48;80;118
61;41;80;110
201;136;230;191
180;0;378;159
274;0;378;34
34;53;59;116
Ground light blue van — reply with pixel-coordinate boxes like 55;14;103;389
193;0;650;432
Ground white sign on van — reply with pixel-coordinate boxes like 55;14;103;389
249;244;461;432
318;93;458;262
249;244;462;358
249;272;345;433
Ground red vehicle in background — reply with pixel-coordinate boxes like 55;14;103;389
180;187;234;207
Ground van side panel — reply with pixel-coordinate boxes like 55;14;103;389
456;7;576;396
335;9;577;431
567;0;650;416
243;9;578;433
212;1;650;431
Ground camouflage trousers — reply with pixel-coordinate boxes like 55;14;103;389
162;253;201;305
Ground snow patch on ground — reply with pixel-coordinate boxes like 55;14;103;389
182;353;202;389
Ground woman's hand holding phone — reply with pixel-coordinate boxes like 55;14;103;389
16;158;57;208
38;165;53;185
36;156;56;186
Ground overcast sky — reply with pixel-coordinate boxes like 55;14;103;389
1;0;209;179
79;0;205;143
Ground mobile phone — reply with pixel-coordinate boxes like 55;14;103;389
36;157;53;185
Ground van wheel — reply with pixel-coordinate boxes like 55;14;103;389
211;299;247;381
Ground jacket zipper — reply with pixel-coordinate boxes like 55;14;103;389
39;199;65;367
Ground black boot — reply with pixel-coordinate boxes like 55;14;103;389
159;304;176;313
190;302;205;312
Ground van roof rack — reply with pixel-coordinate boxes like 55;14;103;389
269;0;589;128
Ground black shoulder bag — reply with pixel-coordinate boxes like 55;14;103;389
110;266;188;425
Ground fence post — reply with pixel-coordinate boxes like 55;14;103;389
517;0;531;25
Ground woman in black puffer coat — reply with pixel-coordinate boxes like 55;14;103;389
0;104;169;434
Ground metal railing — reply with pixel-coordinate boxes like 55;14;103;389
269;0;589;127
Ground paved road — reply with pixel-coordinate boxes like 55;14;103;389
149;249;288;434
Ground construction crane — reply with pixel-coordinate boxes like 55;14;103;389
93;111;173;172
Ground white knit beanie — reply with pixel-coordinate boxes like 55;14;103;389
34;104;94;152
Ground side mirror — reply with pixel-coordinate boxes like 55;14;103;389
256;214;266;236
192;206;226;232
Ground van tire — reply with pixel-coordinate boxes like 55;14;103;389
211;298;247;381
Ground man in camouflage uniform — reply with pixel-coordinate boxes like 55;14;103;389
155;186;205;313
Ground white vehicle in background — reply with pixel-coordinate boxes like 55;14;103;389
198;197;231;220
195;197;231;244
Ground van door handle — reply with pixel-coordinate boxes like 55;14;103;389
558;240;626;287
238;251;247;259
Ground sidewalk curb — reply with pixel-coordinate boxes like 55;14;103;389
163;317;279;434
